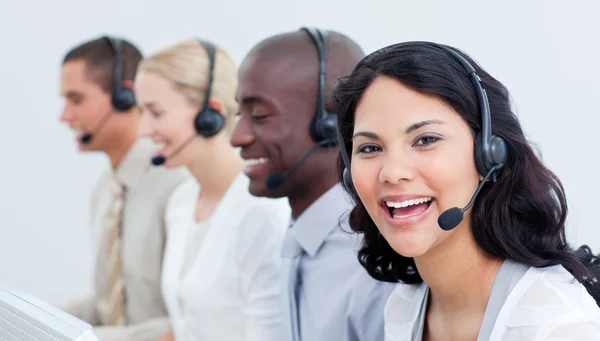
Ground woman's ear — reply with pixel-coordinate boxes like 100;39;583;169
122;79;135;90
208;97;225;113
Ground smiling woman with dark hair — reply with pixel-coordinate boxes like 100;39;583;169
333;41;600;340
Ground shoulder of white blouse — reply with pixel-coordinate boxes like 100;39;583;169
165;178;199;218
499;264;600;331
383;282;427;328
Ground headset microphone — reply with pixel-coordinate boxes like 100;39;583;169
80;36;137;145
337;42;509;232
266;28;338;190
79;111;113;144
150;155;166;166
151;134;196;166
80;133;93;144
437;165;497;231
152;39;224;166
266;138;333;189
266;29;338;189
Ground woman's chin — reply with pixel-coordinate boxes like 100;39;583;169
386;231;433;258
163;156;187;169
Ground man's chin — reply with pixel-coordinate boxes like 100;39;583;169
76;141;101;152
76;144;91;152
248;179;284;199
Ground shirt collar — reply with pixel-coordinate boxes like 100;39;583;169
111;138;159;189
291;183;355;257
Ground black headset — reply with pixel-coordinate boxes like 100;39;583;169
338;42;508;194
192;39;225;138
300;27;339;147
104;36;136;112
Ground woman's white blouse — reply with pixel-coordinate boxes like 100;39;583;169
384;264;600;340
161;174;291;341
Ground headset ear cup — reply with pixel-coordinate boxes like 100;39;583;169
473;132;489;178
342;167;356;194
112;86;136;112
195;108;225;138
311;111;339;145
489;135;508;167
320;112;339;145
309;114;320;143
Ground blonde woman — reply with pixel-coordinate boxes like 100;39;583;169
135;39;291;341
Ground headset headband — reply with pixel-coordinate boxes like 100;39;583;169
198;39;216;111
104;36;123;91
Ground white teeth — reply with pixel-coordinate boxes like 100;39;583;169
245;157;268;166
386;197;432;208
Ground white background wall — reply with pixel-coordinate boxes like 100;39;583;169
0;0;598;303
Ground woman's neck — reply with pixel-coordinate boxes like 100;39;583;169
187;142;244;222
415;225;503;316
416;227;504;340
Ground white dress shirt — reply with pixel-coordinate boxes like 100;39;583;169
384;263;600;340
58;138;191;341
161;173;291;341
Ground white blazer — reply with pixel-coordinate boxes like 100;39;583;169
384;264;600;340
161;173;291;341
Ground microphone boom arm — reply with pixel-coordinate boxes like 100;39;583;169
462;165;497;213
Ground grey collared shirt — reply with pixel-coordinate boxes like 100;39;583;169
281;183;395;341
57;138;191;341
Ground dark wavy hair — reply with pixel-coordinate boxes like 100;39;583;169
332;42;600;305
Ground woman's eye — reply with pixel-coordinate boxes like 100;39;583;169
356;144;381;154
415;135;439;146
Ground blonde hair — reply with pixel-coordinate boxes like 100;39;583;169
139;39;239;124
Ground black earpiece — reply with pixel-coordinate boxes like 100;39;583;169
439;44;507;180
149;39;225;166
79;36;135;144
301;27;338;147
337;123;356;194
338;42;508;195
342;166;355;194
266;27;338;189
194;40;225;138
104;36;136;112
263;28;338;189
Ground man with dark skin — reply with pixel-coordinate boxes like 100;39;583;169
231;28;395;341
